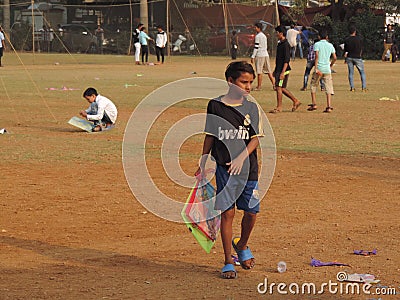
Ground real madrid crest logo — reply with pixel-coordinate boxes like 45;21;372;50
244;114;251;126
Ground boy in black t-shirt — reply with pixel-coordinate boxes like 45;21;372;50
270;25;301;113
196;61;264;279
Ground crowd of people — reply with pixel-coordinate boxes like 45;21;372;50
240;22;386;113
133;23;167;65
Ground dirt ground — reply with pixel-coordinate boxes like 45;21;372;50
0;55;399;299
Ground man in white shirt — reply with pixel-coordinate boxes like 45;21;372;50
80;87;118;132
0;26;5;67
155;24;167;64
286;24;301;60
251;22;274;90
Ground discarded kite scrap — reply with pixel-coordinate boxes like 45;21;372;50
310;258;350;267
353;249;377;256
46;86;79;91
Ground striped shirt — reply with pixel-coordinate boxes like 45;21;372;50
251;32;268;58
307;44;316;61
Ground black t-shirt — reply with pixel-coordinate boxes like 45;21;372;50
344;35;363;59
133;29;140;43
385;31;395;44
205;96;264;181
275;39;291;73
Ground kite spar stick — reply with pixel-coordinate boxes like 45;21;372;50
275;0;280;26
128;0;133;55
222;0;229;56
166;0;170;57
31;0;35;61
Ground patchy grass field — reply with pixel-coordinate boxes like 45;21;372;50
0;52;399;299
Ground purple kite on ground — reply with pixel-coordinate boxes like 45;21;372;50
353;249;377;256
310;258;350;267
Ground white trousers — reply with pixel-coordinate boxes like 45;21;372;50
134;42;141;62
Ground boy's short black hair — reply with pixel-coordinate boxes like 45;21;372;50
83;87;98;98
319;29;328;39
348;24;356;34
225;61;255;81
255;22;262;30
275;25;286;37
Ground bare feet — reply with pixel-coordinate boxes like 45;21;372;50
269;108;282;114
292;101;302;112
92;125;102;132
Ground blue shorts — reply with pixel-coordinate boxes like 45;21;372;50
215;165;260;214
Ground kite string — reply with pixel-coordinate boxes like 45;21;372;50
0;76;22;126
3;30;58;122
171;0;202;56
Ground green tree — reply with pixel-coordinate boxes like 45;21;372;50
328;0;400;21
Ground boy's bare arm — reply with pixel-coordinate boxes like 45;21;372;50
195;134;215;176
227;137;260;176
330;52;337;67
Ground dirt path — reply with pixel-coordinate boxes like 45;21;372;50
1;152;399;299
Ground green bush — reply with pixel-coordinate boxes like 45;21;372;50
349;12;385;59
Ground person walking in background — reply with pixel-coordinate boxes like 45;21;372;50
251;22;274;91
308;29;337;113
296;26;304;59
48;27;54;52
139;27;152;64
286;24;300;60
39;25;48;52
155;24;167;64
390;40;399;63
133;23;143;65
344;24;367;92
270;25;301;113
230;30;239;60
300;39;325;91
95;24;105;54
56;24;64;52
382;24;395;61
0;26;6;67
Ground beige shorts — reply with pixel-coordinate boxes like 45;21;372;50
263;56;272;74
311;72;334;94
254;56;271;75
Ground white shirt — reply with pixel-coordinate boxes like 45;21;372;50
0;31;5;48
156;31;167;47
286;28;299;47
86;94;118;124
251;32;268;58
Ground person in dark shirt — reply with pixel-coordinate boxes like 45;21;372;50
269;25;301;113
230;30;239;60
391;40;399;63
344;24;367;92
382;24;395;61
